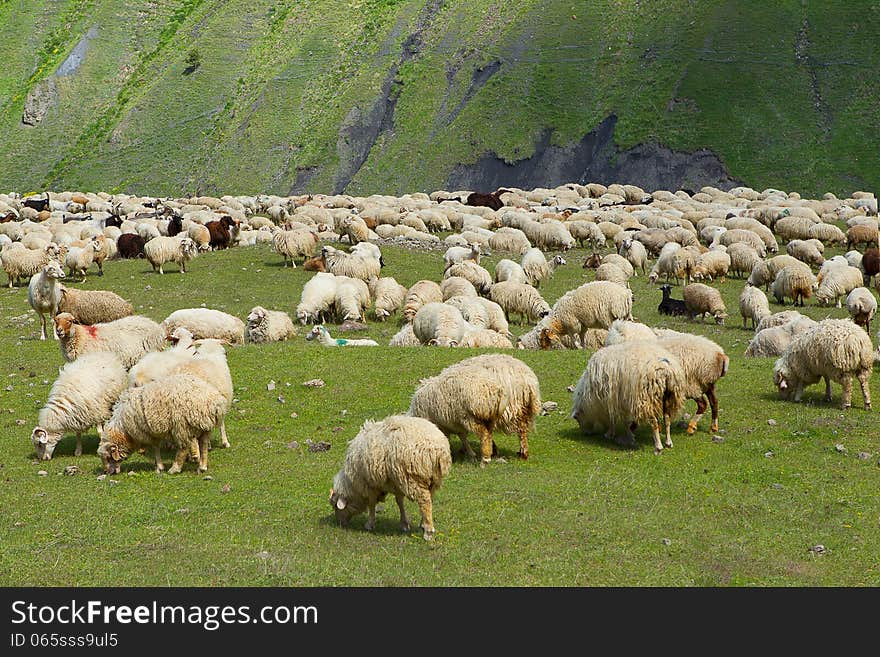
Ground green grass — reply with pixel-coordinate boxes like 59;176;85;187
0;1;878;196
1;238;879;586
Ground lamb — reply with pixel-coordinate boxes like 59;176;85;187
570;341;685;453
773;319;872;409
618;238;648;275
408;353;540;464
739;284;771;329
64;240;101;282
521;248;565;287
403;280;444;322
305;324;379;346
443;260;492;295
334;276;371;322
388;323;421;346
493;259;528;284
322;245;381;282
31;353;127;460
143;236;199;274
815;265;863;308
369;277;408;321
56;286;133;325
27;261;65;340
682;283;727;324
296;272;338;324
786;239;825;267
443;243;481;270
273;228;318;267
488;227;531;254
693;250;731;282
1;243;61;287
412;302;468;346
489;281;551;324
845;287;877;332
98;373;229;474
54;313;165;369
329;415;451;540
440;276;478;300
245;306;297;343
162;308;245;344
540;281;633;348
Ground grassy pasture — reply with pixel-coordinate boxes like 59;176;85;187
0;239;878;586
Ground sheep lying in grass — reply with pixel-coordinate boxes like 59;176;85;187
161;308;245;344
245;306;297;343
330;415;452;540
571;340;685;454
54;313;165;369
306;324;378;346
56;286;133;326
98;373;229;474
773;319;873;409
31;353;127;460
388;323;421;346
408;353;541;464
27;261;65;340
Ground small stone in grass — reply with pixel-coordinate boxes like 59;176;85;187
856;452;871;460
682;413;691;421
303;379;325;388
13;521;24;527
287;441;299;450
767;419;777;426
289;412;298;419
771;483;783;490
541;401;558;415
4;386;12;392
108;479;118;486
495;457;507;464
661;538;672;546
566;385;575;393
306;439;331;452
144;285;152;291
257;551;270;560
220;483;231;493
15;419;25;426
37;470;48;476
203;475;213;481
764;451;774;458
338;320;368;332
331;426;343;433
175;508;189;514
267;380;276;391
277;395;285;404
711;435;725;443
63;465;79;476
835;444;847;454
96;474;106;481
808;544;826;555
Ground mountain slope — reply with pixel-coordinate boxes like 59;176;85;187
0;0;877;196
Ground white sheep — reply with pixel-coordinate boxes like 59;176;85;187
540;281;633;348
56;286;133;325
493;258;528;284
773;319;872;409
815;265;863;308
1;243;62;287
443;243;481;270
64;241;101;282
443;260;492;295
412;302;468;346
322;245;381;282
388;323;421;346
27;261;65;340
458;327;513;349
571;341;685;453
488;281;551;324
273;228;318;267
369;277;407;321
739;285;771;329
330;415;451;540
31;353;127;460
98;373;229;474
143;236;199;274
693;250;731;282
682;283;727;324
305;324;378;346
161;308;245;344
786;239;825;267
770;264;817;306
54;312;165;369
845;287;877;333
403;280;444;322
521;248;565;287
245;306;297;343
488;227;531;254
440;276;478;300
618;238;648;276
603;320;656;345
408;353;540;464
297;272;338;324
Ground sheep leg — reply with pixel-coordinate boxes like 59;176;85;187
220;420;230;448
458;433;476;460
517;428;529;460
824;377;833;402
168;447;189;474
664;414;673;448
158;264;164;275
154;446;165;472
395;493;411;532
414;489;435;540
687;397;708;435
707;386;720;432
841;377;852;410
651;420;663;454
364;505;376;531
38;313;47;340
858;370;871;410
74;433;82;457
476;425;494;466
197;432;210;473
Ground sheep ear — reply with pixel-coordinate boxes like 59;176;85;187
109;444;121;460
779;380;788;390
335;497;347;510
449;340;459;347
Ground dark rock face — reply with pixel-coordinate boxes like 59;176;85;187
445;114;743;193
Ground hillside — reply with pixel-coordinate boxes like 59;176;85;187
0;0;877;197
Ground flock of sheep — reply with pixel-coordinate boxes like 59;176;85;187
2;180;878;539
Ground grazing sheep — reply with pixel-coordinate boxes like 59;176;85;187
412;302;468;346
31;353;127;460
618;238;648;275
322;245;381;282
338;215;371;245
566;220;606;249
488;227;531;254
493;259;528;284
64;241;101;282
647;242;681;284
408;354;540;464
846;287;877;333
388;323;421;346
186;223;211;251
540;281;633;348
297;272;338;324
116;233;146;259
603;320;656;345
846;222;878;249
727;243;761;279
27;261;66;340
368;277;407;321
161;308;245;344
440;276;478;300
747;255;803;289
403;280;444;322
54;312;165;369
521;248;566;287
306;324;378;346
808;222;846;246
773;319;872;409
458;327;514;349
489;281;551;324
444;295;490;328
570;341;685;453
98;373;229;474
273;228;318;267
334;275;371;322
786;239;825;267
143;236;199;274
1;243;61;287
739;285;771;329
769;265;816;307
56;286;133;326
330;415;451;540
682;283;727;324
815;265;863;308
528;220;575;251
693;250;731;282
860;248;878;285
443;260;492;295
245;306;297;343
594;262;630;287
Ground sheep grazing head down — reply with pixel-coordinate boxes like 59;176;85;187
97;430;132;475
329;488;359;527
773;359;793;400
31;427;61;460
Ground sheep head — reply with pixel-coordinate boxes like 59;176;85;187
97;429;132;475
329;488;355;527
247;306;268;324
43;262;65;280
53;313;76;340
31;427;62;460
